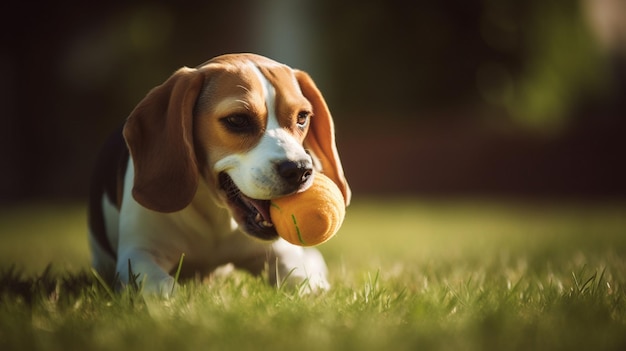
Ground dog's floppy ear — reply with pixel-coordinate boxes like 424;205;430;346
295;70;352;206
123;67;205;213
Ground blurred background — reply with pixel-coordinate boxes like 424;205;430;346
1;0;625;204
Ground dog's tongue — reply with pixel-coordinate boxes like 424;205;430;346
241;194;272;225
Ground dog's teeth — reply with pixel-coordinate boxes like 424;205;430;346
253;213;273;228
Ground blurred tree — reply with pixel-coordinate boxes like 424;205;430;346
319;0;616;130
507;0;611;128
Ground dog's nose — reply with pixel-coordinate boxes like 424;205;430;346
277;160;313;187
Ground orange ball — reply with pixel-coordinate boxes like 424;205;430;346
270;173;346;246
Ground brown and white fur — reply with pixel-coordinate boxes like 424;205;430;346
88;53;351;296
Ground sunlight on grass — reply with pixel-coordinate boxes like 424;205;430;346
1;198;625;351
0;202;91;273
325;198;626;272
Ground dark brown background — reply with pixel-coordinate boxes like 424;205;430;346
2;0;625;203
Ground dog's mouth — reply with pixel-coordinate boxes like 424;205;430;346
218;173;278;241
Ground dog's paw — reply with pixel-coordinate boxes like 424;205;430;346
276;269;330;295
302;273;331;294
159;276;177;298
141;276;176;298
270;241;331;294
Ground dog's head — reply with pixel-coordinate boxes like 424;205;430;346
123;53;351;240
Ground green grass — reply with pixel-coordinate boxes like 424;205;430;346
1;198;626;351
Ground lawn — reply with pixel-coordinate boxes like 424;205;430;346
1;198;625;351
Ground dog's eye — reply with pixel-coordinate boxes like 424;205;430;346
296;111;311;128
222;114;255;133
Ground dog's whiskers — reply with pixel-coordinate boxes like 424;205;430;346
225;185;241;198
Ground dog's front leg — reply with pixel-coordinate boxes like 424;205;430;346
116;175;180;297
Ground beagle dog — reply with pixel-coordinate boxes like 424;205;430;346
88;53;351;296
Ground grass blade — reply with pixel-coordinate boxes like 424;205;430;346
171;253;185;296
